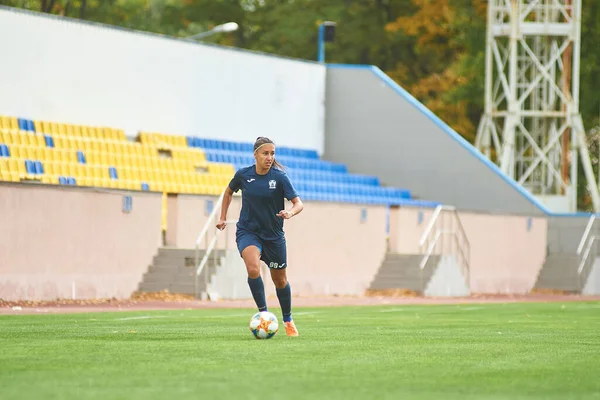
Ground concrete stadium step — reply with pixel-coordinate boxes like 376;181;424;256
534;253;581;292
137;247;223;295
147;261;218;274
151;248;225;268
137;282;196;295
368;253;439;293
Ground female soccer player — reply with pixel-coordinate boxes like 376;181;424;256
216;136;304;336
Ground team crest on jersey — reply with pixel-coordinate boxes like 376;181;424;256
268;180;277;189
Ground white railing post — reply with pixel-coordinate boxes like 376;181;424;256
576;215;597;291
193;190;238;299
419;205;470;291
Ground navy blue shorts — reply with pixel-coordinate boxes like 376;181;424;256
236;230;287;269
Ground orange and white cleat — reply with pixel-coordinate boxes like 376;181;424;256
284;320;299;337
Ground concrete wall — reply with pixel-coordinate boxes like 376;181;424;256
0;183;555;299
0;183;162;300
389;207;547;294
324;65;548;215
167;195;389;297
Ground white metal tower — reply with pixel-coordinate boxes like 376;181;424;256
475;0;599;212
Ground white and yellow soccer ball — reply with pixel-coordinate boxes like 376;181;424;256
249;311;279;339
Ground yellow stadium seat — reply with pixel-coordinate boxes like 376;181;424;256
140;146;151;158
46;148;57;162
26;133;41;147
19;132;33;146
174;135;188;148
138;132;149;145
74;138;87;151
9;146;21;159
88;141;100;153
7;131;21;145
0;116;9;129
34;134;46;147
127;157;140;169
56;150;71;163
113;129;126;141
106;142;118;154
33;148;46;161
85;152;97;165
7;117;19;130
94;153;108;167
44;163;57;176
8;158;24;174
65;124;74;137
128;169;140;181
127;181;139;191
40;121;51;134
73;164;85;177
33;121;43;134
76;176;90;187
52;137;64;148
119;169;131;180
85;126;96;140
137;169;149;181
93;127;105;140
57;123;67;136
22;147;36;160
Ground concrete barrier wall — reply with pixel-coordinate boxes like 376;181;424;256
0;184;549;300
0;183;162;300
390;207;547;293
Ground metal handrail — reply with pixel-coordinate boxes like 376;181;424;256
195;191;226;248
577;215;596;255
419;205;471;289
193;189;237;299
578;237;596;274
419;205;445;247
576;215;598;291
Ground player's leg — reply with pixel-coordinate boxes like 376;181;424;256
264;238;298;336
237;231;268;312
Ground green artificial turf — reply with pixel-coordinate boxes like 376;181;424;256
1;302;599;400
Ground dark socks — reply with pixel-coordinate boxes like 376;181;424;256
247;276;267;312
276;283;292;322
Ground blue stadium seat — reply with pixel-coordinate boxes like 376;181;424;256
109;167;118;180
18;119;27;131
34;161;44;174
67;177;77;185
141;182;150;191
44;135;55;148
0;144;9;157
77;151;86;164
58;176;68;185
24;160;35;174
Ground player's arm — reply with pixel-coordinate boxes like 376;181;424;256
216;187;234;230
217;170;240;229
277;196;303;219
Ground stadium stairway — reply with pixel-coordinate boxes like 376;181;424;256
533;253;582;293
137;248;224;296
368;253;470;296
368;254;439;294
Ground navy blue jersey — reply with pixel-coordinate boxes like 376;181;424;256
228;165;299;240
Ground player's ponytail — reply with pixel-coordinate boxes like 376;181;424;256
253;136;285;171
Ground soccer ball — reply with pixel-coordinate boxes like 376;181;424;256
249;311;279;339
